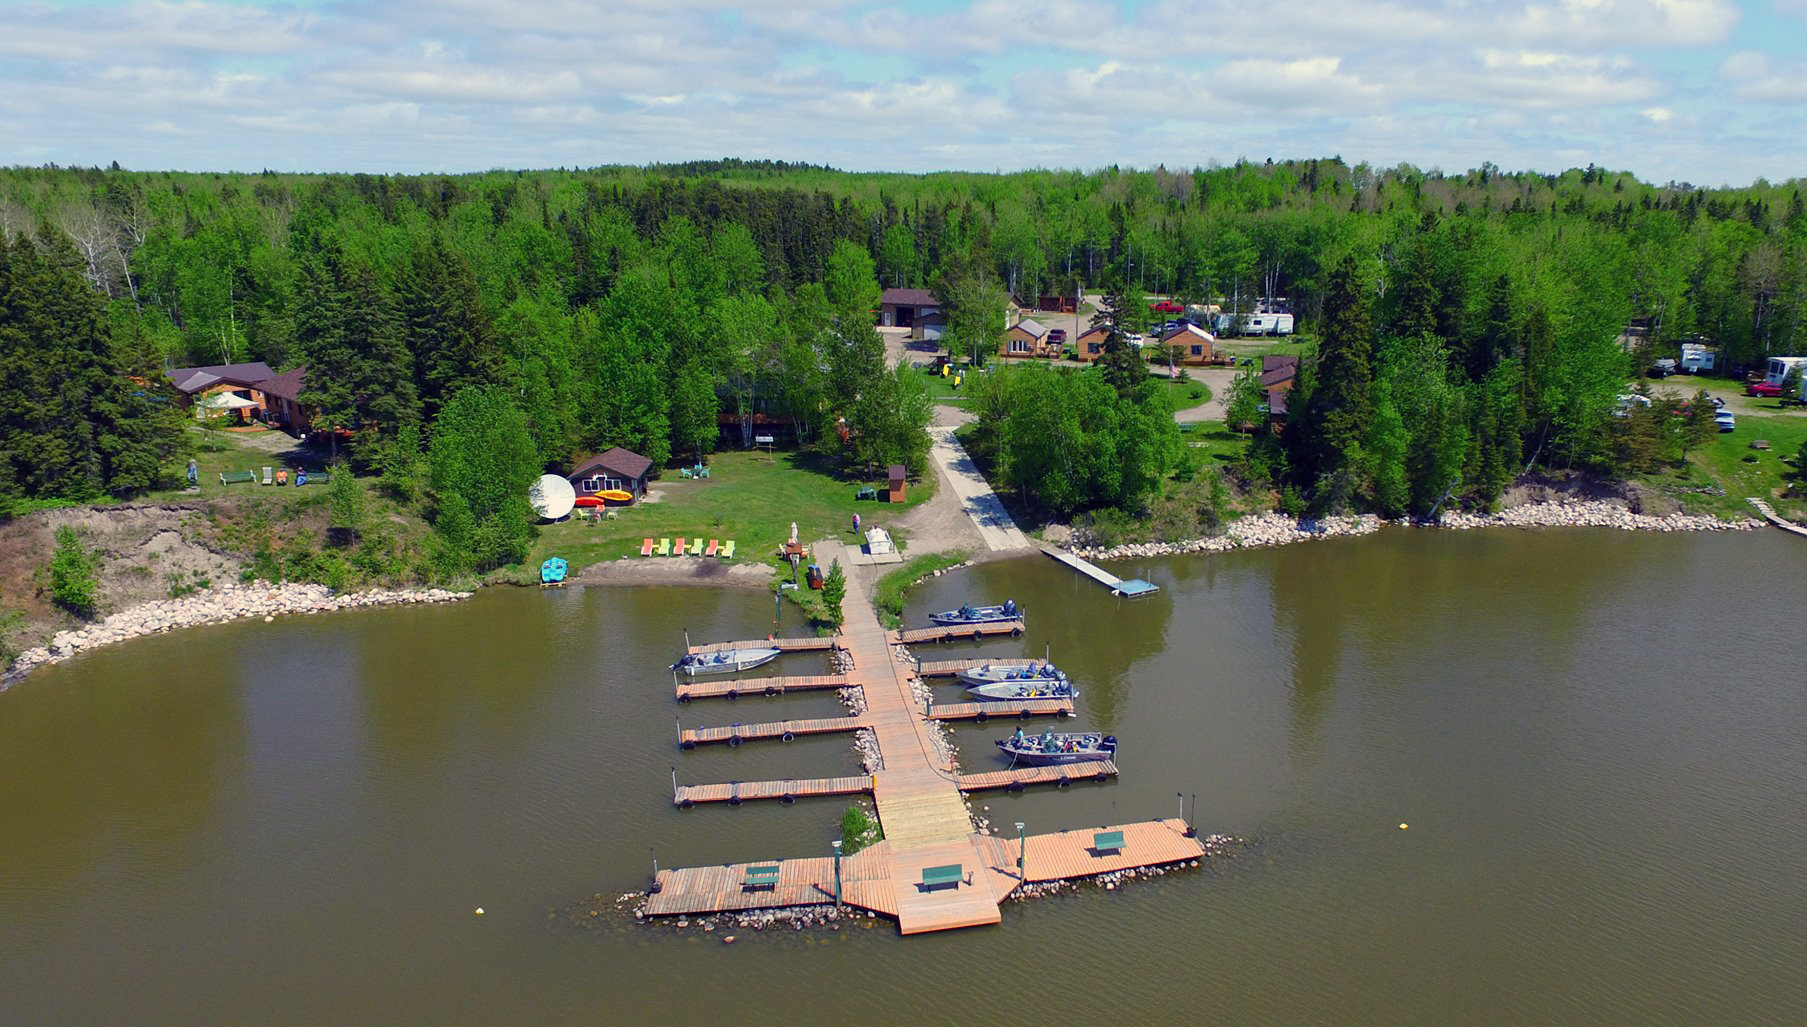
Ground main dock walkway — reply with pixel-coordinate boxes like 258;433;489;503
655;539;1204;934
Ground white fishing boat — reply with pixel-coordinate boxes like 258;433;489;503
671;648;781;677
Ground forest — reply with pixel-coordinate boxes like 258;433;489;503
2;157;1804;535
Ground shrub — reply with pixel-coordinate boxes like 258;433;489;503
48;526;99;617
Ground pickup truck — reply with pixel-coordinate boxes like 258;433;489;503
1149;301;1184;314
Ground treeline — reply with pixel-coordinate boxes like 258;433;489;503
2;158;1805;526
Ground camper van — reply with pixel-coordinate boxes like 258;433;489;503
1679;342;1716;373
1764;356;1807;387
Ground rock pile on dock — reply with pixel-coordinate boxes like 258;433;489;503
5;581;472;682
851;727;882;773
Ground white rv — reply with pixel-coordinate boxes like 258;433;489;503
1679;343;1715;373
1765;356;1807;387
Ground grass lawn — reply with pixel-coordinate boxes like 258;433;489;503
1214;336;1313;364
873;550;971;628
1181;421;1249;465
523;448;936;576
1157;377;1211;413
143;426;334;505
1654;413;1807;519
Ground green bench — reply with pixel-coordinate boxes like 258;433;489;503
1092;830;1126;855
742;864;780;890
920;864;963;891
219;470;256;486
855;486;878;500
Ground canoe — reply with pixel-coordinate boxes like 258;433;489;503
965;679;1078;703
597;489;634;502
929;599;1021;626
956;662;1067;687
996;732;1116;767
671;647;782;677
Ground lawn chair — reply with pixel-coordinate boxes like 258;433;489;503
641;538;655;556
262;466;273;485
705;539;719;557
657;538;672;556
719;540;736;560
674;537;688;556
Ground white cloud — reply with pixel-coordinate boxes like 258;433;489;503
1718;50;1807;101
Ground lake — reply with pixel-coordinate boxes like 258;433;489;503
3;527;1804;1026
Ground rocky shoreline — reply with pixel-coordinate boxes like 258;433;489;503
4;581;472;686
1072;501;1760;562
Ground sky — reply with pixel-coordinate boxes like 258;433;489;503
2;0;1805;186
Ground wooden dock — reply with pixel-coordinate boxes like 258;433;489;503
926;698;1074;720
1748;497;1807;538
679;716;865;748
913;658;1035;677
891;620;1024;645
644;818;1205;919
686;635;840;655
955;761;1118;793
675;674;850;701
658;539;1192;935
1044;546;1160;597
673;774;873;807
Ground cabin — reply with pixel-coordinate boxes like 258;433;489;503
568;447;653;505
1074;324;1110;362
165;361;276;423
1152;323;1218;365
1260;355;1301;428
1002;318;1059;359
880;288;940;329
1036;294;1078;314
254;366;315;434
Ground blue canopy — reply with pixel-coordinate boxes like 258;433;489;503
540;558;568;584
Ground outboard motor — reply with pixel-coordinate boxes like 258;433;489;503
1003;599;1017;616
1102;735;1117;753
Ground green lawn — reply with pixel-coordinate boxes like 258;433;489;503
144;426;331;504
1657;413;1807;519
1181;421;1249;464
1157;378;1211;413
524;448;935;575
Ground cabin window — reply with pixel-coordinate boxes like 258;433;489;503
581;476;602;492
1191;345;1203;357
1087;343;1101;355
1010;338;1027;353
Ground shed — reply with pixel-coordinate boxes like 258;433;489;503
568;447;653;505
887;464;907;503
880;288;940;329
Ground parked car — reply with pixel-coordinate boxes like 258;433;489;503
1715;410;1736;432
1746;381;1784;397
1648;358;1678;378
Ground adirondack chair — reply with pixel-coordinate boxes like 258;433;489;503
641;538;656;556
657;538;672;556
705;539;719;557
719;540;736;560
674;537;688;556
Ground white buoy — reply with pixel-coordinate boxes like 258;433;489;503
475;907;485;915
1399;823;1409;830
263;615;273;623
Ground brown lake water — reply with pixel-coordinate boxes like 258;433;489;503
3;527;1805;1026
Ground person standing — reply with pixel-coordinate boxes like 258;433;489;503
186;458;198;487
852;512;861;535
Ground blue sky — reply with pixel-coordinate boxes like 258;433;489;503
2;0;1804;185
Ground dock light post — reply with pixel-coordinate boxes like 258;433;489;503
832;839;843;907
1016;822;1026;882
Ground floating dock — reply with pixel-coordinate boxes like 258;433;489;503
926;698;1074;720
1043;546;1160;597
678;716;865;748
675;674;850;701
657;539;1196;934
673;775;873;807
686;635;840;655
890;620;1024;645
913;658;1036;677
644;819;1205;921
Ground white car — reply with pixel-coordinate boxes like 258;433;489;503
1715;410;1736;432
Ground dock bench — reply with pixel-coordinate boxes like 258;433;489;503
920;864;963;891
742;864;781;890
1092;830;1125;855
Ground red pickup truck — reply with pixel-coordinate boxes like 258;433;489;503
1149;301;1183;314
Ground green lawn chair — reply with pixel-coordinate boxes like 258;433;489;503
657;537;672;556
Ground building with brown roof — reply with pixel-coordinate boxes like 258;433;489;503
880;288;939;329
568;447;654;505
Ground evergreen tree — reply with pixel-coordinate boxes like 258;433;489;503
1292;256;1375;487
427;386;538;572
1089;275;1149;396
398;237;504;422
297;254;420;469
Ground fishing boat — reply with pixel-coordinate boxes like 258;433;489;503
956;661;1066;687
671;648;781;676
929;599;1021;626
965;678;1078;702
996;730;1117;766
